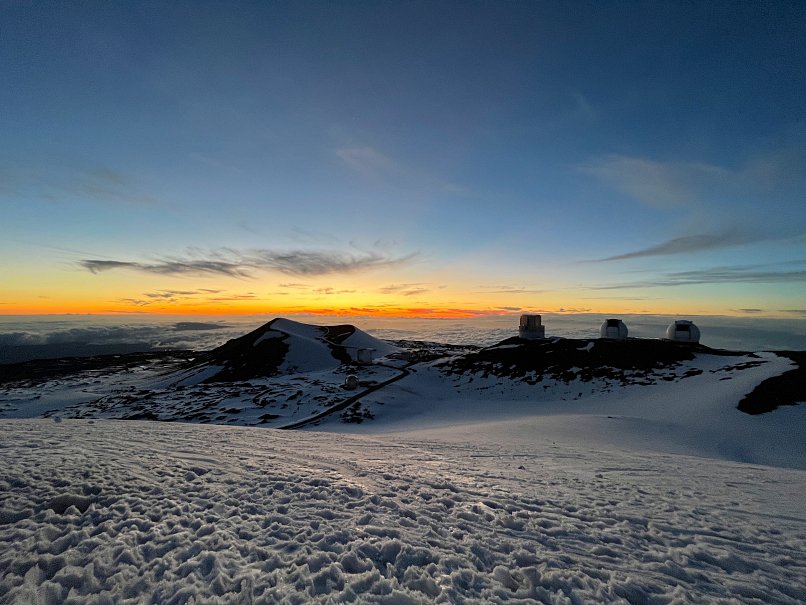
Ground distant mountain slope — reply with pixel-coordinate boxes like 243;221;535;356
441;337;752;384
1;324;803;468
187;318;398;383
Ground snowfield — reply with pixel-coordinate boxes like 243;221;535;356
1;420;805;605
1;321;805;603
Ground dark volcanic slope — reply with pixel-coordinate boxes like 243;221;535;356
440;337;753;385
195;318;360;382
0;351;195;386
197;324;289;382
738;351;806;414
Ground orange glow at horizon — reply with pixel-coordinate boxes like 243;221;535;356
0;299;530;319
1;266;785;318
0;296;772;319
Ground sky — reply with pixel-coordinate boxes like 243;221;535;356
1;1;805;319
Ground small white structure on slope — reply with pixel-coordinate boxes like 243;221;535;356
600;318;628;340
519;314;546;340
357;348;374;364
666;320;701;344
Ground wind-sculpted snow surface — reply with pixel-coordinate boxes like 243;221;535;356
1;420;805;604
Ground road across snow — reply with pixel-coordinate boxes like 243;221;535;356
1;420;804;604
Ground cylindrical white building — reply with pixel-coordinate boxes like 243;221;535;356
519;314;546;340
666;320;700;343
600;318;628;340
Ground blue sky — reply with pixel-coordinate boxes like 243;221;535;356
1;1;805;317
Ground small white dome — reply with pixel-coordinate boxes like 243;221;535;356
600;318;628;340
666;320;700;343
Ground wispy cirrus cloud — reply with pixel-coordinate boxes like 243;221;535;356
574;92;595;118
207;294;258;301
118;298;151;307
580;154;730;209
252;250;415;276
278;283;310;289
314;287;357;295
589;261;806;290
188;152;244;175
117;288;249;307
590;230;757;262
378;283;432;296
83;259;252;278
336;145;468;195
81;248;417;279
473;285;549;294
145;289;222;299
580;141;806;267
1;161;156;205
336;147;395;179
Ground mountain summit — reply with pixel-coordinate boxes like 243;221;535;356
191;318;398;382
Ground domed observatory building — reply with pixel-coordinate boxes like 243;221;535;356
666;320;701;344
600;318;628;340
519;314;546;340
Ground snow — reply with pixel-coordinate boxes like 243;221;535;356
249;319;341;374
172;364;225;388
2;338;804;467
281;333;341;374
330;352;806;469
254;318;397;370
252;329;283;346
483;344;522;351
0;419;804;604
1;322;805;603
341;330;399;359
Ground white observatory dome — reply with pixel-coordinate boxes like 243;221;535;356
666;320;700;343
599;318;628;340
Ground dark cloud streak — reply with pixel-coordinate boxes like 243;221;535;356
591;231;755;262
81;248;417;278
590;263;806;290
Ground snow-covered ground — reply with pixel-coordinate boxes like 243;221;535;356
1;321;805;603
337;351;805;470
1;419;805;604
6;339;801;468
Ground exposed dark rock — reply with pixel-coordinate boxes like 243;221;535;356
737;351;806;414
440;337;750;386
0;351;195;386
193;319;363;382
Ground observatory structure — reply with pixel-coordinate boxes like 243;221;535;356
356;348;374;364
666;320;700;344
518;314;546;340
600;318;628;340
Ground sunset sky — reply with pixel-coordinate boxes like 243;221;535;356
2;1;805;318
